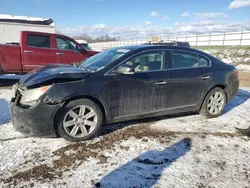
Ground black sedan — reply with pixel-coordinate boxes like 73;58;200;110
10;45;239;142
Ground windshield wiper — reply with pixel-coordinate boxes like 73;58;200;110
80;66;92;72
72;62;80;67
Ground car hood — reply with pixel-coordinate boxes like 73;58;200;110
19;64;90;88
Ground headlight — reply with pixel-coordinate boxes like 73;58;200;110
20;85;52;106
12;83;18;98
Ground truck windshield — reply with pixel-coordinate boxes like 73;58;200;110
79;48;130;71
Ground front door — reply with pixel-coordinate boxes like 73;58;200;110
167;50;212;109
108;50;170;118
55;36;86;64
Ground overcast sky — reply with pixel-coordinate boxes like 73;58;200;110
1;0;250;39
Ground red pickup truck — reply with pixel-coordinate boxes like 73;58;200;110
0;31;99;74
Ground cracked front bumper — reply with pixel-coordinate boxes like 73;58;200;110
10;95;62;137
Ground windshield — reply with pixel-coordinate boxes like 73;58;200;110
79;48;130;71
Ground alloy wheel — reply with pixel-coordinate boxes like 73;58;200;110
207;91;225;115
63;105;98;138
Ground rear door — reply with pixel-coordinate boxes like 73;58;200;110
166;50;212;109
55;36;86;64
107;50;170;118
21;33;55;72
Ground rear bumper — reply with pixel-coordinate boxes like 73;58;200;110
10;95;61;137
226;79;239;101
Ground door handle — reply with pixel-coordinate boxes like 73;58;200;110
56;52;64;55
155;81;167;85
24;50;33;53
201;75;211;80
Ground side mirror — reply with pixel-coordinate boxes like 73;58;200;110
116;64;135;75
77;46;88;55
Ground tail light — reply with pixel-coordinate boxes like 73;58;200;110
233;69;238;77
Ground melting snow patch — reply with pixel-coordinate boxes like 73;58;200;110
237;64;250;72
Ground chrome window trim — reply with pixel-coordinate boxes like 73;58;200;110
104;48;212;76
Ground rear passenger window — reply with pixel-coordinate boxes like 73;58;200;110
171;51;210;69
27;34;50;48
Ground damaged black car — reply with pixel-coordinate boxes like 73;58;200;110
10;45;239;142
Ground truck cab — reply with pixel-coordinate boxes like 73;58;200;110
0;31;99;74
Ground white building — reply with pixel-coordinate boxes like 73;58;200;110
0;14;55;44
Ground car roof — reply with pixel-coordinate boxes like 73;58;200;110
113;45;195;52
111;45;211;59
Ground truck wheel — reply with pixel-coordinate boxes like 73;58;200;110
56;99;103;142
200;87;226;118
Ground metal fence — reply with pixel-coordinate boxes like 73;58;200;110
89;30;250;50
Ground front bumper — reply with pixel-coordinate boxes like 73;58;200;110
10;95;62;137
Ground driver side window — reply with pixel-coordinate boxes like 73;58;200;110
56;37;77;51
124;51;164;72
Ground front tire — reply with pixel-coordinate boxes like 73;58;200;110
200;87;227;118
57;99;103;142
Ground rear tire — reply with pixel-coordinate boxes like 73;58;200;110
56;99;103;142
200;87;226;118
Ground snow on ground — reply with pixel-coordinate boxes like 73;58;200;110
0;87;250;187
0;89;12;127
237;64;250;72
0;88;69;178
199;46;250;72
197;46;250;66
